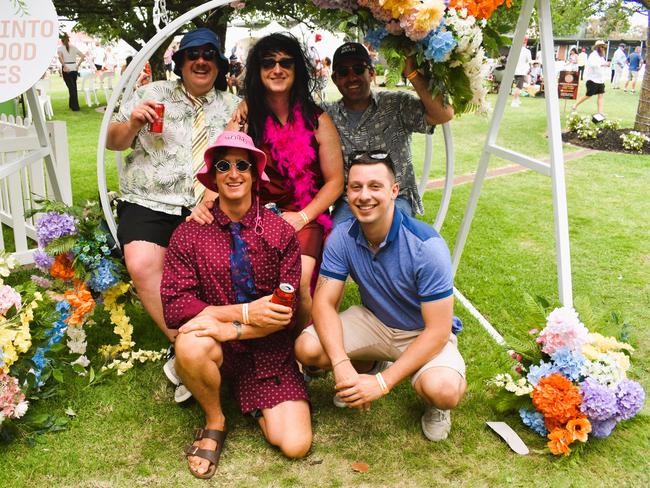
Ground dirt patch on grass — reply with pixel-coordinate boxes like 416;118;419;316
563;128;650;155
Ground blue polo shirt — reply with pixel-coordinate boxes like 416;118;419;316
320;209;454;331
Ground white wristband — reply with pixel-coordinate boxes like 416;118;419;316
242;303;249;324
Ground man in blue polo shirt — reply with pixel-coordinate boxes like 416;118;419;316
295;151;466;441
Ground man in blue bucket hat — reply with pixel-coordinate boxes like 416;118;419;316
107;28;239;404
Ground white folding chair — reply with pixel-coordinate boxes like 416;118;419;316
79;68;99;107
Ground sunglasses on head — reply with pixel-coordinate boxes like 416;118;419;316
214;159;252;173
351;150;389;162
185;48;218;61
334;64;369;77
261;57;295;70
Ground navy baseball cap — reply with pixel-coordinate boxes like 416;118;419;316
172;28;229;79
332;42;372;68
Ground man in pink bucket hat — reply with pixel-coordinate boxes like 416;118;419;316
160;131;312;479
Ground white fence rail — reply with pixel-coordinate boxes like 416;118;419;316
0;117;72;264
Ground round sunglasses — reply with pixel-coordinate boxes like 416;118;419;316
214;159;252;173
334;64;369;77
261;57;295;70
185;48;218;61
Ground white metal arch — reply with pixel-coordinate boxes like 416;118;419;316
97;0;455;245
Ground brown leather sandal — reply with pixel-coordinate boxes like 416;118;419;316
184;428;227;479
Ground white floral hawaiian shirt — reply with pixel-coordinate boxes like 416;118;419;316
113;80;239;215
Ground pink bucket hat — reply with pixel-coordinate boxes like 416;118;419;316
197;131;269;192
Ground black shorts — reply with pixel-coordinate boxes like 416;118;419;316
116;200;190;248
514;75;525;89
95;64;103;71
585;80;605;96
165;63;172;71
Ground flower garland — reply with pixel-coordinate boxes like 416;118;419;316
99;282;135;359
491;306;645;456
263;105;333;233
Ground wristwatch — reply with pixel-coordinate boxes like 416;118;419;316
232;320;243;340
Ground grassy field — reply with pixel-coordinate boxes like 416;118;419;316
1;75;648;487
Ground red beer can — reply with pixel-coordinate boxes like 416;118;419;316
149;103;165;133
271;283;295;308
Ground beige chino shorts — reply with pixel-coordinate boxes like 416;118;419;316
303;305;466;385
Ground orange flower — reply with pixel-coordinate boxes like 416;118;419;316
532;373;582;424
566;417;591;443
64;282;95;325
50;254;75;281
449;0;511;20
547;427;573;456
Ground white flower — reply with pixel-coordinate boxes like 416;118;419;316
72;355;90;368
13;400;29;418
67;339;87;355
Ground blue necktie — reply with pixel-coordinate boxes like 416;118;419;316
229;222;257;303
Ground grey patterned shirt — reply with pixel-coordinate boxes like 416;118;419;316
113;80;239;215
323;90;434;215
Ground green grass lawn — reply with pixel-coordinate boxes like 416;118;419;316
1;75;648;487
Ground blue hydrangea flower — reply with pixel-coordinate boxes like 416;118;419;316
519;409;548;436
550;347;586;382
0;346;5;369
526;361;559;386
88;258;119;293
365;27;389;51
590;418;617;438
615;379;645;421
420;29;456;63
580;378;619;421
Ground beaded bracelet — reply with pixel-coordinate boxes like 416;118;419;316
299;210;310;224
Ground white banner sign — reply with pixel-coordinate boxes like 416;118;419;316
0;0;59;102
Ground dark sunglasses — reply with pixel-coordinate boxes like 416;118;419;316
214;159;252;173
185;48;218;61
261;57;295;70
334;64;369;77
351;150;389;162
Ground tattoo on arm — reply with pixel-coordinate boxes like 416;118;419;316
315;276;330;293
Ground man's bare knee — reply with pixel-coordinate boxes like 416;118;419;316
279;432;311;459
294;333;326;366
175;333;221;368
417;369;466;409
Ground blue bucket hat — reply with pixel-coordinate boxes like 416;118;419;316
172;28;229;90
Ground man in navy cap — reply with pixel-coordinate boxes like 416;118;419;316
322;42;454;225
107;28;240;403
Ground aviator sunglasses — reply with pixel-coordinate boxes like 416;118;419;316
261;57;296;70
185;48;218;61
214;159;252;173
334;64;369;77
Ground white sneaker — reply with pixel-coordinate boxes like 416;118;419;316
511;99;521;107
174;383;192;403
163;356;181;386
421;407;451;441
333;394;347;408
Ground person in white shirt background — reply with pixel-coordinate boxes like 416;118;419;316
611;43;628;89
511;36;532;107
572;40;609;115
57;33;85;112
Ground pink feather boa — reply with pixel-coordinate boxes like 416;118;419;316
263;105;332;233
